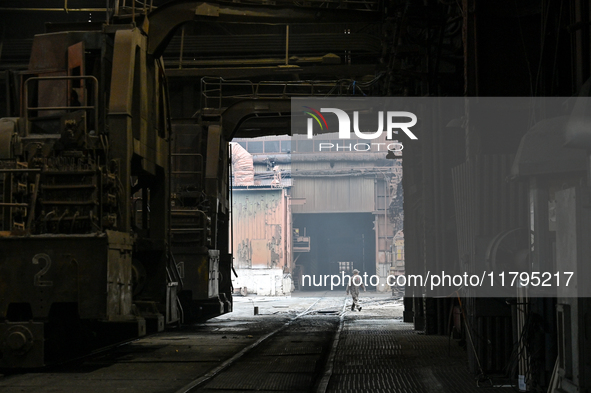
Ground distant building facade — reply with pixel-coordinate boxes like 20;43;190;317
231;134;403;294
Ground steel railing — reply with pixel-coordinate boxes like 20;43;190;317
24;75;99;135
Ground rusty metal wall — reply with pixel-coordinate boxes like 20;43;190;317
232;188;287;269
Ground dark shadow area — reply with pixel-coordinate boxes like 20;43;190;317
294;212;376;290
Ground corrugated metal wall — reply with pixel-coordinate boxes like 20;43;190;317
291;177;375;213
452;154;528;373
290;157;398;290
232;189;287;269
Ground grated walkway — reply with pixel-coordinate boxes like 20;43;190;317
326;316;515;393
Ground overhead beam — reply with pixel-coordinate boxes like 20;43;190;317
221;99;291;140
147;0;379;57
166;64;382;79
220;96;379;139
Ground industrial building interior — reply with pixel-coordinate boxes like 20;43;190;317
0;0;590;392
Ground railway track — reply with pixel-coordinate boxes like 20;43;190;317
1;296;507;393
176;294;346;393
0;294;348;393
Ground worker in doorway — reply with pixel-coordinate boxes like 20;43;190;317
346;269;366;311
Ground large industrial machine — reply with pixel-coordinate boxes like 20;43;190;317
0;0;382;368
0;6;233;367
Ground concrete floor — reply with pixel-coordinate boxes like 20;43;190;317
0;292;515;392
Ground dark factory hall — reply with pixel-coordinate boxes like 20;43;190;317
1;1;591;392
